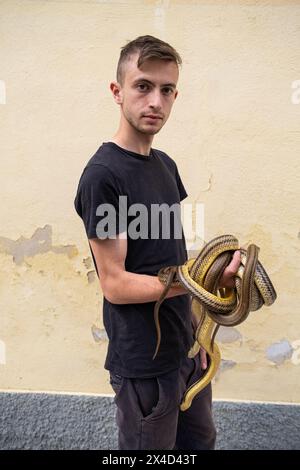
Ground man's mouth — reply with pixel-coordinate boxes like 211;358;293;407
143;114;163;120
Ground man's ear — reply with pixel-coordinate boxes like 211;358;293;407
110;81;123;105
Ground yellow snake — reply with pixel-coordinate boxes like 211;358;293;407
153;234;277;411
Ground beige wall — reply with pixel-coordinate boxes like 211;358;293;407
0;0;299;403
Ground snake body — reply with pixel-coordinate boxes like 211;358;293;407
154;234;277;411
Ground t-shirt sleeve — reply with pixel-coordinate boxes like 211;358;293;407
175;165;188;201
74;164;125;239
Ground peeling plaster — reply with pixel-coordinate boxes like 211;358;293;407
216;326;243;344
266;340;293;365
91;325;108;343
215;359;237;382
87;271;96;283
0;225;78;265
83;257;92;269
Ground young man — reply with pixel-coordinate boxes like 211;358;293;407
74;35;240;450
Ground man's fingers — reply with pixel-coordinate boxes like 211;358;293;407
232;250;241;270
218;250;241;288
225;250;241;276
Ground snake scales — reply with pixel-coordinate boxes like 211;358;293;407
153;234;277;411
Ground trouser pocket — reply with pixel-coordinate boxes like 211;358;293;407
109;372;123;395
131;377;160;418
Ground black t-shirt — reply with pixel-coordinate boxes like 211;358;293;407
74;142;194;377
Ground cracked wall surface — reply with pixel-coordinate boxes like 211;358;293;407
0;0;299;405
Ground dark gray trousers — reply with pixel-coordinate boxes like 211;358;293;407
109;353;216;450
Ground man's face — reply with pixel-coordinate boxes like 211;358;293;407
115;54;179;135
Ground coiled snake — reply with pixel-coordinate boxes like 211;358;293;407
153;234;277;411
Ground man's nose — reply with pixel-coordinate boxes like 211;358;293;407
149;89;162;110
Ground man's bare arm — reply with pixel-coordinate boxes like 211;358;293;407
89;234;187;304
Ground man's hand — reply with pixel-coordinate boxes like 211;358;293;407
218;250;241;288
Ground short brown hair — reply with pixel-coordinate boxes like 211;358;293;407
116;35;182;84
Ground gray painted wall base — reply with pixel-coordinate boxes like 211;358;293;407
1;392;299;450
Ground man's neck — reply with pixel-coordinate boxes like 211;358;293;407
111;122;154;157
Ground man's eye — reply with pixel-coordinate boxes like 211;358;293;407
162;87;174;95
137;83;149;92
